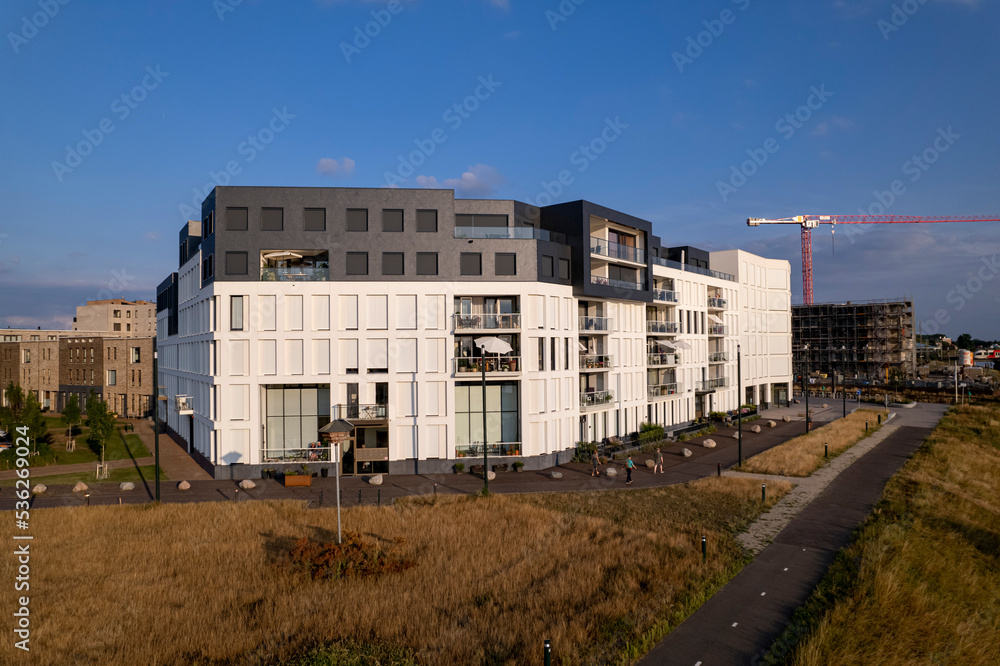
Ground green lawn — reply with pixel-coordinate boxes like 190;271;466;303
1;465;166;488
26;427;149;468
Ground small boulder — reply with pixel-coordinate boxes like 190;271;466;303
823;403;829;408
238;479;256;490
72;482;88;493
549;471;563;479
751;425;762;434
118;482;135;491
605;467;618;477
703;439;717;449
177;481;191;491
644;459;655;469
486;471;496;481
782;415;791;423
768;420;777;428
31;484;47;495
733;433;741;439
368;474;383;486
681;448;693;458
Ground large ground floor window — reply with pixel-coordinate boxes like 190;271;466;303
455;381;519;454
263;384;330;462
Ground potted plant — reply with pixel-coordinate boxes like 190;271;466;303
283;469;312;488
513;461;524;472
453;462;465;474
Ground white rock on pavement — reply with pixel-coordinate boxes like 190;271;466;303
682;448;693;457
549;471;563;479
32;484;46;495
177;481;191;490
605;467;618;477
239;479;256;490
702;439;717;449
368;474;383;485
119;482;135;491
72;482;88;493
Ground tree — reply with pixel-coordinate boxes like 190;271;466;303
20;392;47;454
956;333;974;351
1;382;25;431
86;393;117;469
62;394;81;450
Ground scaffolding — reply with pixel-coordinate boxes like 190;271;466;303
792;298;916;383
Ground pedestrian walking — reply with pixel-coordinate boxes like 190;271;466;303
653;448;663;474
625;455;635;484
591;449;600;477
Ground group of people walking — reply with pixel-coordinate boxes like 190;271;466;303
591;448;665;483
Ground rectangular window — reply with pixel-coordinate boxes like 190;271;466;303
131;347;141;363
346;208;368;231
564;338;570;370
382;209;404;232
22;350;30;363
455;214;508;228
231;296;244;331
382;252;404;276
304;208;326;231
126;311;131;318
453;382;519;446
226;251;248;275
416;209;438;232
537;338;545;371
113;310;122;318
107;370;116;386
416;252;438;276
226;207;248;231
126;324;131;331
558;258;570;280
495;253;516;276
261;207;283;231
113;323;121;332
541;255;554;278
550;338;557;371
460;253;482;276
346;252;368;275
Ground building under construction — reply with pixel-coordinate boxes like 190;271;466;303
792;298;916;384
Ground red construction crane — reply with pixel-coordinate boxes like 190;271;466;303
747;215;1000;304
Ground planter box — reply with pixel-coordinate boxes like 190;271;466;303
491;464;508;473
283;475;312;488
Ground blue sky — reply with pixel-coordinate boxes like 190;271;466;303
1;0;998;338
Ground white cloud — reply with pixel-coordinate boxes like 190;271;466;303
317;157;356;178
415;164;505;196
812;116;855;137
144;231;160;241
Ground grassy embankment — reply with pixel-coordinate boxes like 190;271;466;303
0;476;791;665
765;403;1000;665
739;409;888;477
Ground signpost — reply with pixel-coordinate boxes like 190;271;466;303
319;419;354;546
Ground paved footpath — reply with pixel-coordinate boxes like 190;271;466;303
639;403;947;666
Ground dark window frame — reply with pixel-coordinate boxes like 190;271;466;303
382;209;404;232
416;209;438;233
416;252;438;276
261;207;284;231
226;251;248;276
495;253;517;276
226;207;248;231
460;253;482;276
346;252;369;276
382;252;404;276
304;208;326;231
346;208;368;232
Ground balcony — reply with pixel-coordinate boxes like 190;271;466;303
333;404;387;421
696;378;730;391
707;297;728;309
455;226;565;243
590;237;645;264
175;395;193;415
709;351;729;363
579;316;613;332
261;266;329;282
647;383;680;399
454;356;521;374
455;442;523;458
590;275;644;291
654;289;679;303
647;352;679;367
261;446;333;463
646;321;679;334
579;354;614;370
708;324;728;336
580;390;614;410
453;313;521;331
651;256;736;282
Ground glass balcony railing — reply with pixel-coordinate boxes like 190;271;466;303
175;395;193;414
654;289;679;303
453;313;521;330
708;324;728;336
580;390;614;409
261;446;333;463
334;404;387;420
455;442;523;457
590;275;644;291
647;352;678;367
696;378;730;390
709;351;729;363
579;354;614;370
260;267;329;282
707;297;728;309
651;256;736;282
454;227;566;243
646;321;679;334
454;356;521;374
647;383;680;399
579;316;613;332
590;237;646;264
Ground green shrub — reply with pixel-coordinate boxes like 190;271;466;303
453;462;465;473
572;441;597;464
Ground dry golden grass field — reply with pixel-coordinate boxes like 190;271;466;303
766;404;1000;665
0;476;791;666
739;409;888;477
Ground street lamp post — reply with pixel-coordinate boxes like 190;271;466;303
840;346;847;418
481;343;488;494
153;350;160;502
804;344;810;434
737;343;742;466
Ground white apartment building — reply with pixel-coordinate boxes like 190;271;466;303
156;188;791;478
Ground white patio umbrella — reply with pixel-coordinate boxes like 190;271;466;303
578;341;589;352
473;336;513;494
708;314;724;324
475;337;513;355
263;251;303;260
654;339;677;349
673;340;693;350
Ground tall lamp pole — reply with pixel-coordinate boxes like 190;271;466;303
737;343;742;466
481;343;488;494
153;350;161;502
804;344;810;433
840;345;847;418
